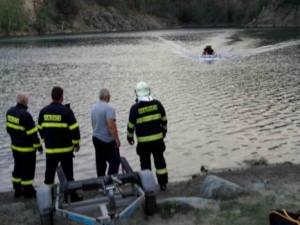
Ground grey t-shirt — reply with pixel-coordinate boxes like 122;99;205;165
91;101;116;143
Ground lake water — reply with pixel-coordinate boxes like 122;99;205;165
0;28;300;192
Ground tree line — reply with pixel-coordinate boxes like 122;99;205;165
1;0;298;35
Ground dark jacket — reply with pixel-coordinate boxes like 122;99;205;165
38;102;80;154
127;99;167;145
6;104;41;153
203;47;214;55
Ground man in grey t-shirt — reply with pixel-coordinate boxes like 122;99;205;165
91;88;121;176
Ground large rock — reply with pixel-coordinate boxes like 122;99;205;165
254;0;300;26
200;175;249;200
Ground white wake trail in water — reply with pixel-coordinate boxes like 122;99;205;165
156;31;300;62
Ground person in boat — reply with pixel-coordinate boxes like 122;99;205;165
202;45;216;56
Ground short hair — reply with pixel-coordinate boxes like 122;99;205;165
99;88;110;100
51;86;63;100
16;94;28;105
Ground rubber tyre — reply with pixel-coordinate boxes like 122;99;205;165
138;170;157;193
144;194;157;216
40;212;54;225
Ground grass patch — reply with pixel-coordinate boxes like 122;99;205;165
159;202;193;219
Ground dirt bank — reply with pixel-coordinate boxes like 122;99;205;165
1;162;300;225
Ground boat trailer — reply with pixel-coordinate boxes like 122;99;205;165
36;157;157;225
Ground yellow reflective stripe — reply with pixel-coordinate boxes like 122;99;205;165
163;125;167;130
156;168;168;175
162;116;167;121
7;115;19;124
137;133;163;143
33;143;41;148
138;105;158;115
128;121;135;129
12;177;21;183
127;131;134;138
136;113;161;124
26;127;37;135
45;146;74;154
69;122;79;130
6;122;25;131
72;139;80;144
41;139;45;143
21;180;33;185
44;183;54;187
38;124;43;130
12;145;35;152
42;122;68;128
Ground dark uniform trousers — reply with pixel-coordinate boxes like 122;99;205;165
45;152;74;185
93;137;120;177
12;151;36;193
137;141;168;185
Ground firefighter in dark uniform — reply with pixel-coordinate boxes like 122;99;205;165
38;86;81;200
6;94;42;198
127;82;168;191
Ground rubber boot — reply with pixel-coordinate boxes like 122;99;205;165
23;185;36;199
160;183;167;191
13;182;23;199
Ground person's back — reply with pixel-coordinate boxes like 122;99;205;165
203;47;214;55
7;104;39;150
129;99;166;145
38;86;80;195
6;94;42;199
91;88;120;177
127;82;168;191
92;101;115;143
39;102;78;153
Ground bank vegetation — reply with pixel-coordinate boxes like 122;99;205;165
0;0;299;36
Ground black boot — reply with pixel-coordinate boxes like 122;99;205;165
160;183;167;191
23;185;36;199
13;182;23;199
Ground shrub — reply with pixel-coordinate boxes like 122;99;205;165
0;0;28;35
34;0;60;33
56;0;83;16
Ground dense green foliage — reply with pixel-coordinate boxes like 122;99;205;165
34;0;60;33
56;0;83;15
1;0;297;35
0;0;28;35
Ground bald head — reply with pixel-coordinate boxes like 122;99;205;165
16;94;28;106
99;88;110;102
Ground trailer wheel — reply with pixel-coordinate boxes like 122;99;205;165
138;170;157;215
138;170;157;193
37;187;54;225
40;212;54;225
144;194;157;216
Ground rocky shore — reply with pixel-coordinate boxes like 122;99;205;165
1;162;300;225
0;0;299;37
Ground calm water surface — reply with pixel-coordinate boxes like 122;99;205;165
0;28;300;191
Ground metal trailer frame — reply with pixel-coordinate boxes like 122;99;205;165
37;157;157;225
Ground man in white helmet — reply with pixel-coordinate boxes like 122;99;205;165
127;82;168;191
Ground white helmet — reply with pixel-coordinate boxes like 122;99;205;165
135;81;150;97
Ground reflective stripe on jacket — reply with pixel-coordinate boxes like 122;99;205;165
38;102;80;154
6;104;41;152
127;99;167;144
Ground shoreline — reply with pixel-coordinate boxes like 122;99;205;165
1;25;299;39
1;162;300;225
